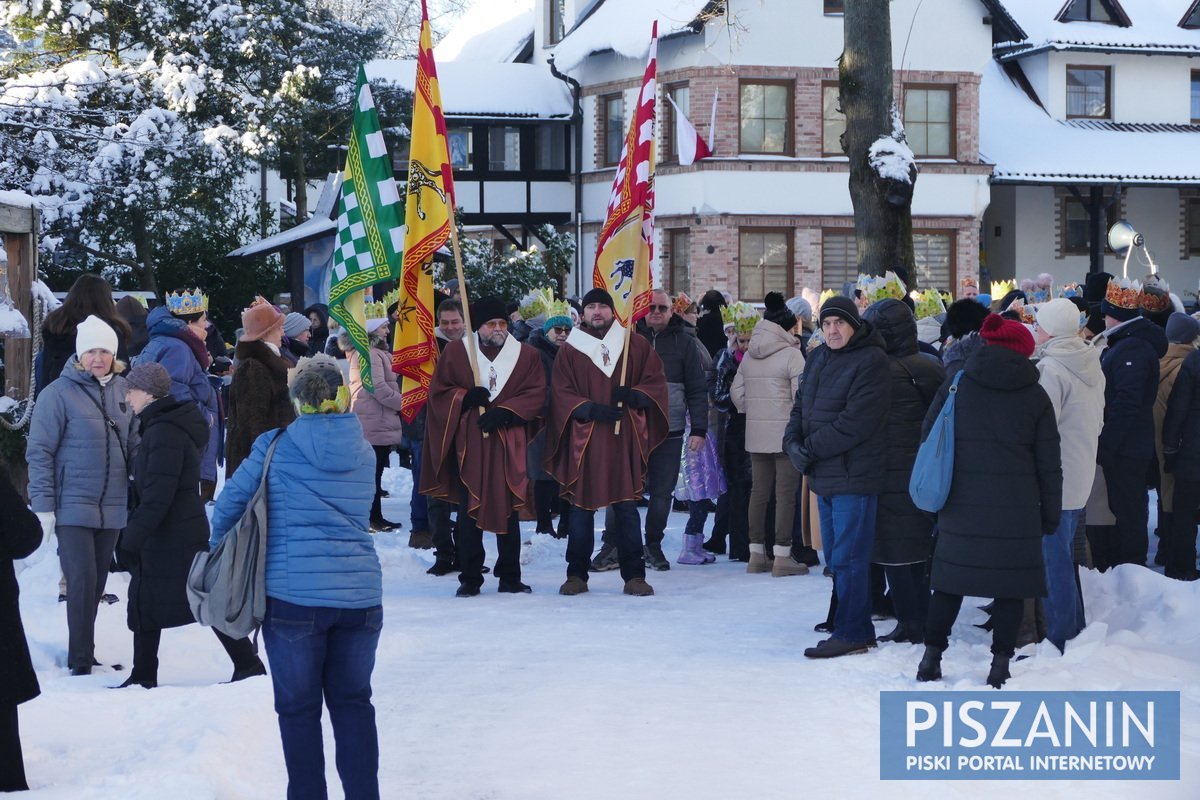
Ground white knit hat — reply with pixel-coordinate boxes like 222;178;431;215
75;315;118;358
1035;298;1084;339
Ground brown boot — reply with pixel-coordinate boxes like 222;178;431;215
772;545;810;577
746;544;771;574
559;576;589;595
623;577;655;596
408;530;433;549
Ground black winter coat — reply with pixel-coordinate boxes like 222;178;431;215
711;348;749;479
637;316;709;436
697;310;728;358
123;397;211;632
1099;318;1168;462
1163;348;1200;479
0;466;41;707
862;300;945;564
783;322;891;496
924;345;1062;599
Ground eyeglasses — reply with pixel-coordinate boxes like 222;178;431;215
648;304;670;312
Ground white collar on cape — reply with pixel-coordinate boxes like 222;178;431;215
565;321;625;378
474;331;521;400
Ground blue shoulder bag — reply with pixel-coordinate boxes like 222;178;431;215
908;370;963;513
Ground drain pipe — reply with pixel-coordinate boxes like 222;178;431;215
549;55;585;298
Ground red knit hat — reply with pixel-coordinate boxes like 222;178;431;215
979;313;1034;358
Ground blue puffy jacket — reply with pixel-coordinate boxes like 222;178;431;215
209;413;381;609
134;307;217;416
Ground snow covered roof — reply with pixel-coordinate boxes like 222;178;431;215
434;0;534;64
0;189;38;208
991;0;1200;59
551;0;712;72
366;60;572;119
980;60;1200;184
227;174;341;259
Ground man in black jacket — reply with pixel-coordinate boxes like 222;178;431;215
1161;345;1200;581
784;297;891;658
1095;280;1168;568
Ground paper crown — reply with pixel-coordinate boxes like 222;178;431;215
818;288;837;311
673;292;696;315
990;279;1016;298
721;301;760;335
379;288;400;309
1020;273;1055;305
166;288;208;315
1140;278;1172;314
959;277;978;291
364;300;388;319
543;298;572;328
856;271;906;304
1104;278;1143;311
910;288;946;320
1058;282;1081;299
519;287;555;320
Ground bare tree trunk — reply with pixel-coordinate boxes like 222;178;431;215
294;149;309;221
841;0;916;279
130;209;158;294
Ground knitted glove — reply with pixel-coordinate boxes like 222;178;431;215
462;386;491;409
478;407;519;432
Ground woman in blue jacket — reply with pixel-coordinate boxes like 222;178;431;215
210;354;382;800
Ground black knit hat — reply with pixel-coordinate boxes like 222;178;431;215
581;287;616;310
762;292;797;332
942;298;990;341
470;295;508;331
1084;271;1113;305
819;296;862;330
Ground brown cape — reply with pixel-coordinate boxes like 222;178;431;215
543;329;669;510
419;336;545;532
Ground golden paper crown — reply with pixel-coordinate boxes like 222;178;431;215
819;289;837;310
673;292;696;315
519;287;555;320
720;301;760;335
960;277;978;291
379;288;400;309
990;280;1016;298
856;272;906;304
1140;281;1172;314
543;298;572;327
166;288;208;315
1104;278;1143;311
364;301;388;319
911;288;946;320
1058;282;1081;299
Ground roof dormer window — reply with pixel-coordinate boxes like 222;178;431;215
1182;1;1200;29
1057;0;1131;26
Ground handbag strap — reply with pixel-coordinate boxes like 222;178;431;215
255;430;286;498
942;369;965;412
77;382;129;468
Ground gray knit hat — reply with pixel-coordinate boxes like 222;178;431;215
1165;311;1200;344
289;354;344;411
125;362;173;398
283;312;310;338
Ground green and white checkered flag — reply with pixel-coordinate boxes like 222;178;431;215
328;64;405;391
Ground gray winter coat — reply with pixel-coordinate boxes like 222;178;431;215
636;317;710;436
27;357;138;529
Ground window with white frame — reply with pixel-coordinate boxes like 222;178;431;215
903;85;954;158
739;81;792;155
822;82;845;156
488;127;521;171
911;232;954;290
738;229;792;302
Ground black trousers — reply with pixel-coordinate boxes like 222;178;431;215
883;562;930;635
455;502;521;591
534;480;559;531
428;497;455;562
0;704;27;792
1169;476;1200;578
925;591;1023;657
369;444;392;520
131;627;261;682
1101;454;1151;567
568;503;644;582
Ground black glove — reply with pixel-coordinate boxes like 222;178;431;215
789;445;815;476
112;547;138;572
478;406;519;432
612;386;651;409
462;386;491;409
1163;450;1177;474
588;403;624;424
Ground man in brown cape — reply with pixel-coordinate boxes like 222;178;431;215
420;295;546;597
544;288;669;596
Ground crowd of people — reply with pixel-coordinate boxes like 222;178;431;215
2;266;1199;795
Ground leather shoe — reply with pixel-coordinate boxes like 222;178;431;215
426;558;459;576
803;638;871;659
498;580;532;593
113;676;156;689
229;660;267;683
455;584;481;597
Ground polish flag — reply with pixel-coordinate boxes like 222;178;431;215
669;89;717;166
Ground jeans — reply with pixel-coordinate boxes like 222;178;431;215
603;434;683;547
57;525;119;670
569;503;644;581
817;494;878;643
263;599;383;800
403;434;428;533
1042;508;1083;652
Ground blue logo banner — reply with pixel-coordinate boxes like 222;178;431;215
880;691;1180;780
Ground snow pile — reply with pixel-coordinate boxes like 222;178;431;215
981;60;1200;183
869;106;917;184
10;458;1199;797
29;280;62;312
0;301;31;337
551;0;711;71
997;0;1200;53
367;60;573;119
434;0;534;63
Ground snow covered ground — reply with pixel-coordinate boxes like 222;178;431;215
14;463;1200;798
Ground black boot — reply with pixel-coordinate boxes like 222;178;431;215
916;646;943;682
702;535;727;555
986;653;1011;689
878;623;909;643
814;584;838;633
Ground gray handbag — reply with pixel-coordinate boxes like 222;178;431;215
186;431;284;640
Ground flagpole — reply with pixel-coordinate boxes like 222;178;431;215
613;318;633;435
448;221;490;436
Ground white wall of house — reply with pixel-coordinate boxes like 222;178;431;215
1029;51;1200;124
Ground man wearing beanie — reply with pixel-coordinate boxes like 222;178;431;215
226;297;295;477
784;296;891;657
592;288;710;572
1153;312;1199;570
544;287;669;596
281;312;312;365
1034;299;1104;651
133;289;220;500
421;295;546;596
1093;280;1168;568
